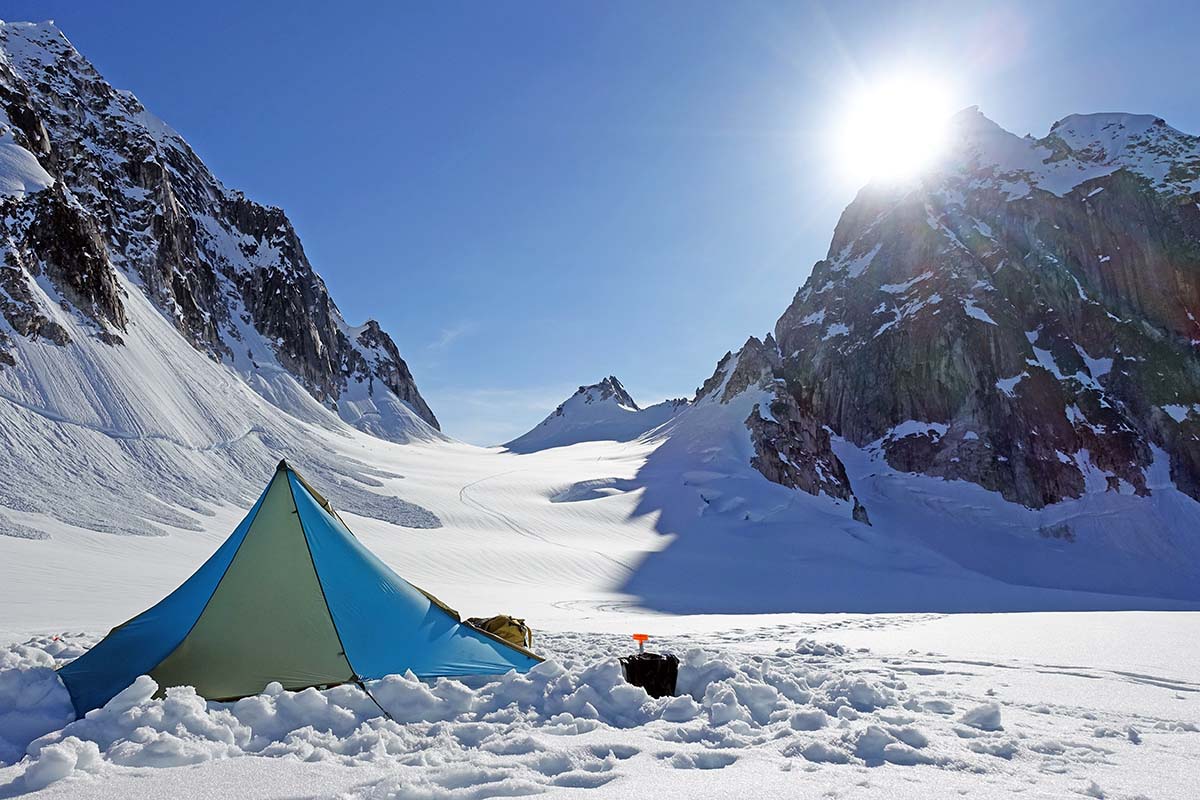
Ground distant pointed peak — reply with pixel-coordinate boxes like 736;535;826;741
573;376;638;410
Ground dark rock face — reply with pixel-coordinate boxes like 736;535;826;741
581;376;639;410
0;22;438;434
758;109;1200;508
695;336;862;513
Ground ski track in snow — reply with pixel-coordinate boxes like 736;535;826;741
459;470;637;575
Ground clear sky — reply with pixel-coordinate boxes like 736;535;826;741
6;1;1199;443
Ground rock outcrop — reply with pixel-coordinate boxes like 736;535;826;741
693;336;865;518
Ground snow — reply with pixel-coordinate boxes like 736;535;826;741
843;243;882;278
1162;404;1197;423
822;322;850;340
912;108;1200;203
1050;112;1200;196
3;615;1198;799
880;270;934;294
1076;346;1113;379
0;125;53;197
0;20;435;448
963;298;998;325
799;308;825;326
505;379;686;453
1030;346;1066;379
887;420;949;439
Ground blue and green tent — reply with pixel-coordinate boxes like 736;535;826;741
58;460;541;718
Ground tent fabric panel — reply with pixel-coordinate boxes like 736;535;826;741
287;472;541;679
150;471;353;699
56;480;271;717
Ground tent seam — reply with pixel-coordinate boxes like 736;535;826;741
284;469;361;686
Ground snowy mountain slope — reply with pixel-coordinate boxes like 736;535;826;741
605;340;1199;608
0;21;450;537
594;108;1200;605
0;20;437;443
505;376;687;452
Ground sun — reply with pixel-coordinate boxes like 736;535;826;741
833;73;955;185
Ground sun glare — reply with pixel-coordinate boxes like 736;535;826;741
834;74;955;185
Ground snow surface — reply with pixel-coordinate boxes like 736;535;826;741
3;614;1198;798
2;363;1200;796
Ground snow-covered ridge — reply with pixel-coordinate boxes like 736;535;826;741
937;106;1200;200
0;19;438;440
505;376;688;452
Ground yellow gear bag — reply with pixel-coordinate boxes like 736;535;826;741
465;615;533;649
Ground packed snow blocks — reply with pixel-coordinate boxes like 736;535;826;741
58;461;540;717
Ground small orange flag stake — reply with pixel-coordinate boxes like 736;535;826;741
632;633;649;653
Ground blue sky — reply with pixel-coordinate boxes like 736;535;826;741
7;1;1199;443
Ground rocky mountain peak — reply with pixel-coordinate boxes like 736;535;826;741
506;375;688;453
575;376;638;411
744;110;1200;511
0;19;439;439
